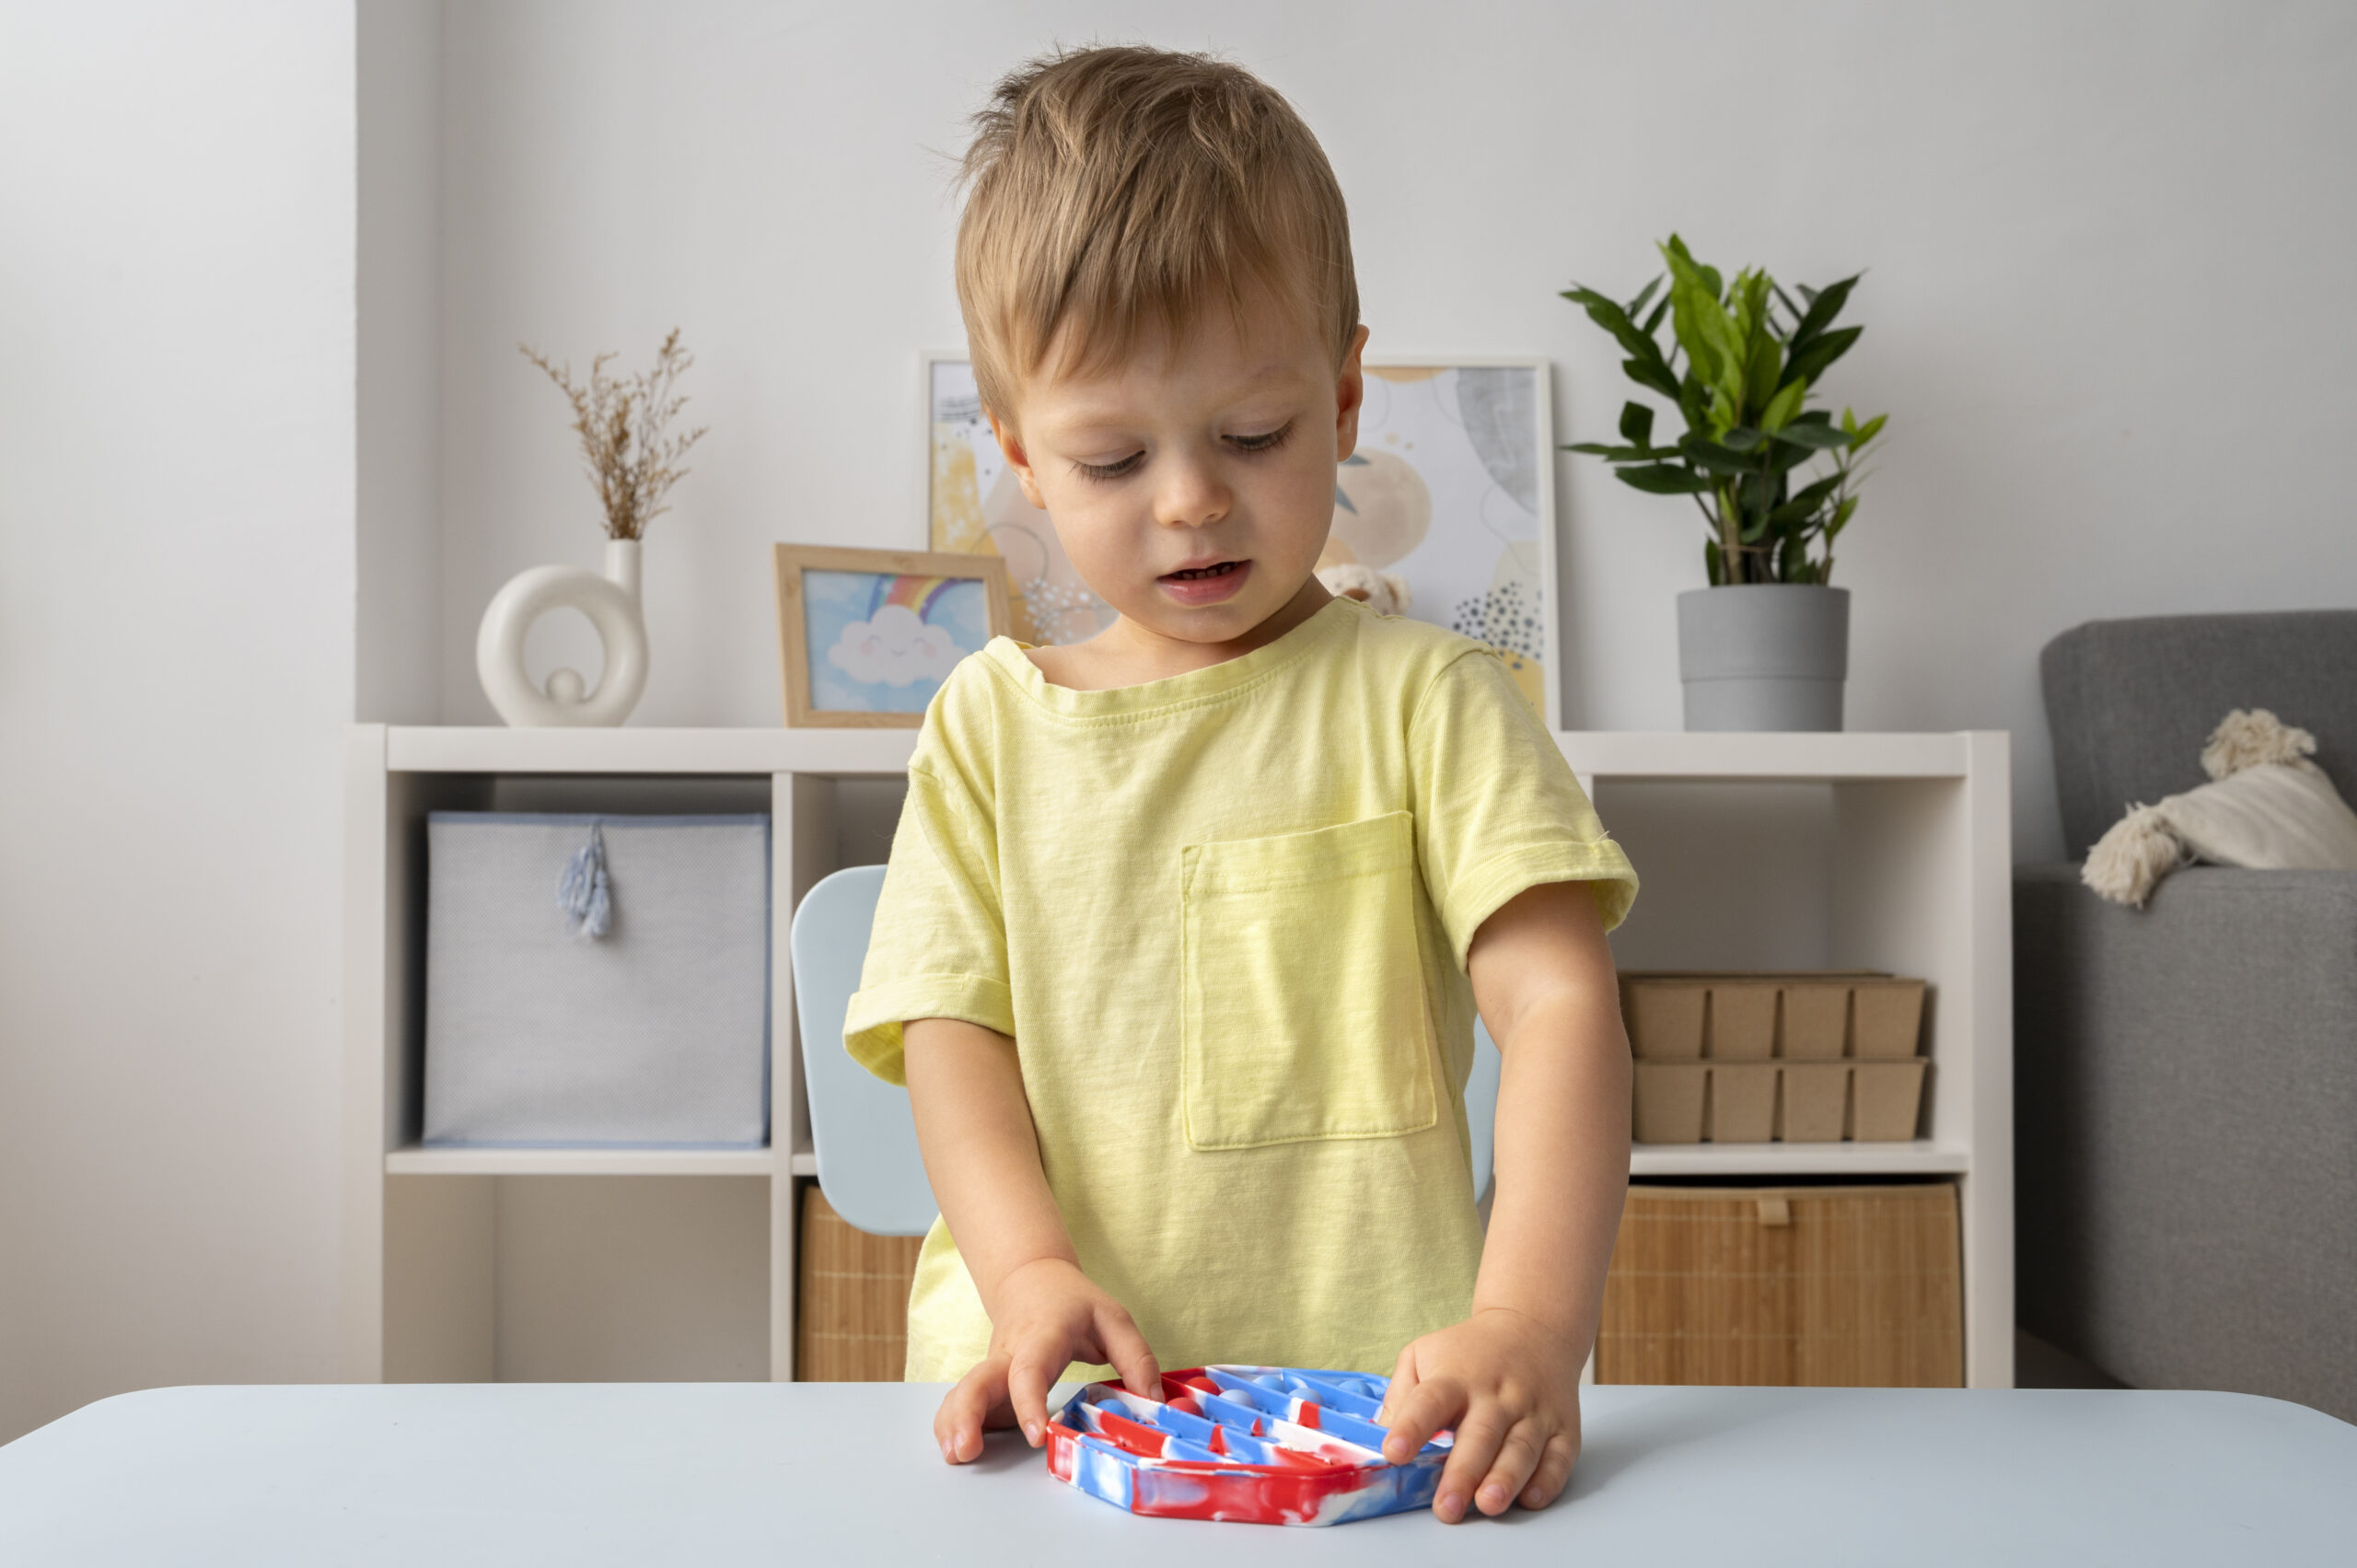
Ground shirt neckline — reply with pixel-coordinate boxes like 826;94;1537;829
981;595;1364;721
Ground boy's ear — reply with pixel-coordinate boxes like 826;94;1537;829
1334;323;1372;463
986;409;1049;511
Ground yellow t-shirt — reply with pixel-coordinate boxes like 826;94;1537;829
842;595;1638;1381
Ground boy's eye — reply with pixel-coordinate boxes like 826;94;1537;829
1228;421;1295;454
1074;451;1144;483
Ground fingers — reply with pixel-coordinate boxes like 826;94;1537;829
1382;1372;1463;1467
1004;1344;1059;1446
1472;1419;1546;1516
1096;1305;1162;1400
1375;1343;1417;1431
1433;1407;1507;1524
935;1355;1009;1465
1522;1430;1580;1510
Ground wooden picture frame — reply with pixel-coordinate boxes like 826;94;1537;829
772;543;1013;728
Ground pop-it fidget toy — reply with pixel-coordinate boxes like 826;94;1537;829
1047;1365;1450;1526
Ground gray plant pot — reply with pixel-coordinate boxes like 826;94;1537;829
1677;585;1851;732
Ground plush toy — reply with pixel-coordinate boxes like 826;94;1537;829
2084;708;2357;906
1316;562;1411;616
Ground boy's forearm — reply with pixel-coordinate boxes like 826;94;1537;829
1472;987;1631;1353
901;1016;1079;1316
1462;881;1631;1350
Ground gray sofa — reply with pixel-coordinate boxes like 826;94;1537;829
2014;610;2357;1422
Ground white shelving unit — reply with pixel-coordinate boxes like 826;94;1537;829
341;725;2012;1388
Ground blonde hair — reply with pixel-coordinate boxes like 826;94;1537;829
955;44;1359;424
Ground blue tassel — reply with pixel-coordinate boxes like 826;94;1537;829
557;823;612;939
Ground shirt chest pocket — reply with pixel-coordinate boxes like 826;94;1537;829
1178;809;1438;1151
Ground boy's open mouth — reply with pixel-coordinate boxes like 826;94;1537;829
1158;559;1252;603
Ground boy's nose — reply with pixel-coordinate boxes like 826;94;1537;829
1153;457;1231;529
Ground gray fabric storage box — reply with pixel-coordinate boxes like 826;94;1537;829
424;812;771;1148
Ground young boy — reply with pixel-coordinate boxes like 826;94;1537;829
842;45;1638;1524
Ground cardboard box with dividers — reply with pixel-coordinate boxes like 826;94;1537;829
1620;972;1930;1144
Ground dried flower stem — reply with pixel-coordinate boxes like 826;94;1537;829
519;329;708;540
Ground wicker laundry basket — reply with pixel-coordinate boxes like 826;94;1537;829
796;1185;923;1381
1596;1182;1963;1387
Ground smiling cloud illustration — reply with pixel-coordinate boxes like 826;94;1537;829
827;602;963;688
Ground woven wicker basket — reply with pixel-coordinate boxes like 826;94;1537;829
1597;1182;1962;1387
795;1184;923;1381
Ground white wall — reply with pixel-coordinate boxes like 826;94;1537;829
359;0;444;724
435;0;2357;859
0;3;356;1442
2;0;2351;1448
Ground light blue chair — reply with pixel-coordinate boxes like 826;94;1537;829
790;866;938;1236
789;865;1504;1238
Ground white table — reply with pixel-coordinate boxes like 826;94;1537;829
2;1383;2350;1563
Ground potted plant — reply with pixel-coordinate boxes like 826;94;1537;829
1563;236;1885;731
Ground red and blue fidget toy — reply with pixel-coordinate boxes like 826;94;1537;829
1046;1365;1450;1526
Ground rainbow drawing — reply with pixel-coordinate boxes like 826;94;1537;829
871;575;961;623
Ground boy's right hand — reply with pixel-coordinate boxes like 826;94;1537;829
935;1257;1159;1465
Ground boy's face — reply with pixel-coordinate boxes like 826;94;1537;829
989;287;1369;649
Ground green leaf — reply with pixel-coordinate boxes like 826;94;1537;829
1766;474;1844;529
1786;273;1861;354
1759;379;1806;432
1564;442;1620;455
1721;426;1767;452
1562;287;1662;366
1624;275;1663;319
1782;325;1863;389
1615;463;1714;495
1771;420;1853;449
1678;371;1711;432
1852;412;1888;447
1623;354;1682;402
1619;401;1655;447
1682;440;1755;475
1699;264;1724;299
1704;538;1724;586
1745;334;1784;415
1642;296;1670;335
1827;494;1859;538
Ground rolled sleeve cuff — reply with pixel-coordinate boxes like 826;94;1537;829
842;974;1018;1086
1446;840;1641;970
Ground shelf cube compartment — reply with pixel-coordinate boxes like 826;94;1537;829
423;811;771;1148
1597;1183;1964;1387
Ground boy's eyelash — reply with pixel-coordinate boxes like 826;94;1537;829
1074;452;1144;483
1069;421;1297;484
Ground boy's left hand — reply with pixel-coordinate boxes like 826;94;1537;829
1376;1306;1583;1523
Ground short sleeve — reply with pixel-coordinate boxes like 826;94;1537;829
841;761;1016;1086
1409;647;1639;969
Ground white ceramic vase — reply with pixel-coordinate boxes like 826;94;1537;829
475;539;650;726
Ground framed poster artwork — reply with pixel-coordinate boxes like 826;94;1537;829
924;354;1109;648
923;354;1560;726
772;543;1012;727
